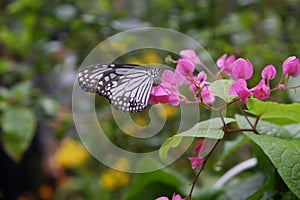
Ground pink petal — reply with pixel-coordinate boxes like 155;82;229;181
161;70;185;86
201;86;215;105
156;197;169;200
229;79;247;96
188;157;204;169
261;64;276;80
216;54;235;75
282;56;300;77
278;84;285;90
252;79;270;100
180;49;201;64
172;194;183;200
193;140;204;154
232;58;253;80
229;79;252;103
189;84;197;94
176;58;195;77
149;85;180;106
216;54;227;69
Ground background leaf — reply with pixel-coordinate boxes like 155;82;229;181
1;106;36;161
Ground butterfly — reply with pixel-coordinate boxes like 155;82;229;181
78;64;160;112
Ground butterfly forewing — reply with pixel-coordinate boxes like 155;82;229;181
78;64;160;112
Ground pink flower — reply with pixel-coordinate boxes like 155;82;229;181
278;84;285;90
231;58;253;80
251;79;270;100
149;70;184;106
282;56;300;77
161;69;184;87
193;140;209;155
262;64;276;80
188;71;207;93
176;58;195;77
193;140;204;154
216;54;235;75
188;157;204;169
180;49;201;64
200;86;215;105
149;85;180;106
229;79;252;103
155;193;183;200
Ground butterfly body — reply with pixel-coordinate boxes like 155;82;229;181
78;64;160;112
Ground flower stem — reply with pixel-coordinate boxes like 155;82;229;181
235;101;255;129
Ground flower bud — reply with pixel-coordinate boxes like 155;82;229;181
231;58;253;80
262;64;276;80
180;49;201;64
282;56;300;77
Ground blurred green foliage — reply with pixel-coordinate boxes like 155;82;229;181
1;0;300;199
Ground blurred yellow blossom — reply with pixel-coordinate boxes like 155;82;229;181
127;50;161;65
98;169;130;190
122;118;148;135
142;50;162;63
53;138;89;168
135;117;148;126
156;104;178;119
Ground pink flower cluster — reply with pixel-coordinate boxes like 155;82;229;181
149;50;215;106
217;54;300;103
154;51;300;200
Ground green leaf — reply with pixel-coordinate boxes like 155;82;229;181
176;118;236;139
244;133;300;199
1;106;36;161
235;114;293;139
209;79;235;102
284;124;300;139
11;81;32;105
236;114;300;197
246;98;300;122
159;136;183;161
0;86;11;100
39;97;60;116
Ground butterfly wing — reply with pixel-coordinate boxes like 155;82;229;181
78;64;159;112
109;67;155;112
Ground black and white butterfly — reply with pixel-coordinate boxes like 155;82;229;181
78;64;160;112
